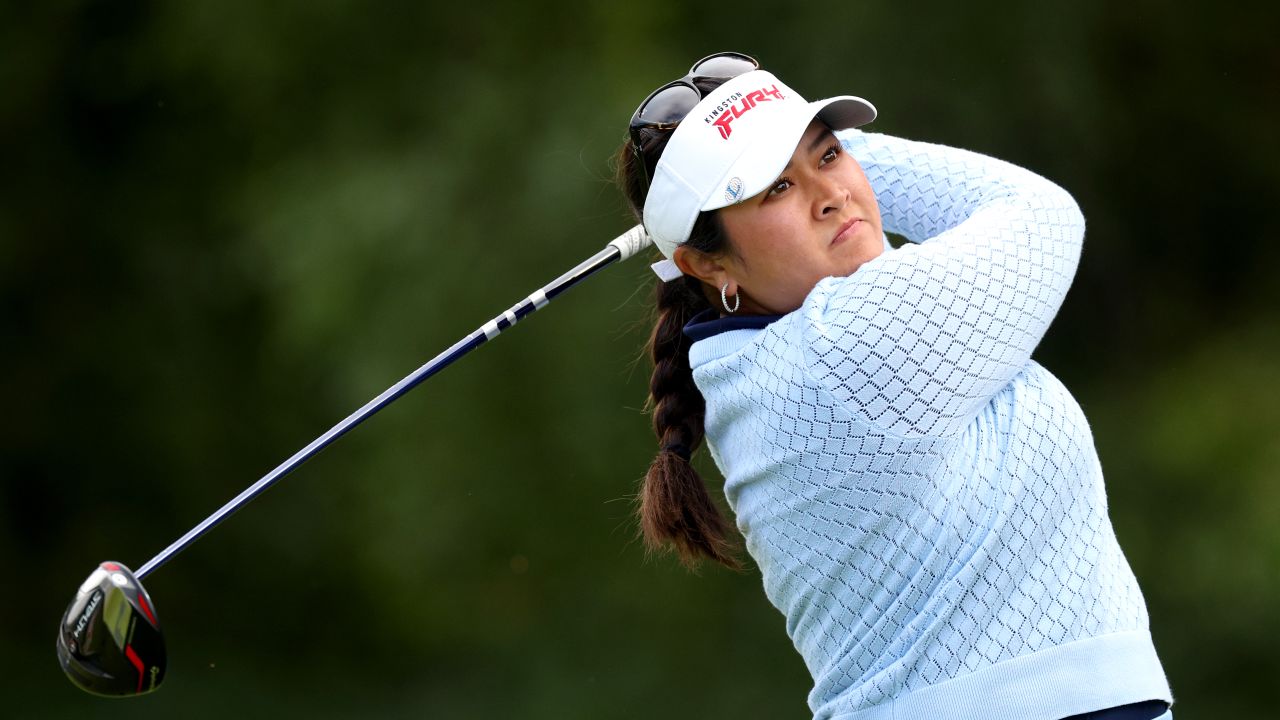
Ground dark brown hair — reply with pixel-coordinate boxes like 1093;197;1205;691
617;77;740;569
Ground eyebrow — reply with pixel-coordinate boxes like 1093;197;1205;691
808;128;836;154
780;129;838;174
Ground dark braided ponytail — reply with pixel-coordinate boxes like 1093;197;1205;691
616;78;740;568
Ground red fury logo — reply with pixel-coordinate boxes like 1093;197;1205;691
712;85;785;139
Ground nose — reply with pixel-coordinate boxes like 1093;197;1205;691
811;173;848;221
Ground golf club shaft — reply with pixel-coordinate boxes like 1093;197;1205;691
136;226;651;580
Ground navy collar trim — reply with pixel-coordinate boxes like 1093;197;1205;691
683;308;783;342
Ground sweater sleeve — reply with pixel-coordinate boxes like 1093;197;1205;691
803;130;1085;438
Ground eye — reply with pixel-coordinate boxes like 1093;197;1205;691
767;178;793;197
820;142;841;165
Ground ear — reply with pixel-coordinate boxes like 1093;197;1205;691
673;245;730;289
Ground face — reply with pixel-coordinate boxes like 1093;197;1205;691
675;121;884;315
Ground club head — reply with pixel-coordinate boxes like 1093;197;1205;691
57;562;166;697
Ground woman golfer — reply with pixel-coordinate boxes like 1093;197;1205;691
619;53;1172;720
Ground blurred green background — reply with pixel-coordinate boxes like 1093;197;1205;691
3;0;1277;717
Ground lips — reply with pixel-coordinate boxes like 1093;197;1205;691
832;217;862;246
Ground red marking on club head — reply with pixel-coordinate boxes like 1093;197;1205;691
136;593;158;627
124;645;145;694
102;562;121;572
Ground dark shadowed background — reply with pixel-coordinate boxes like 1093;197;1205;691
3;1;1277;718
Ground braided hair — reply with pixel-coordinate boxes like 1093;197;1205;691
616;78;739;569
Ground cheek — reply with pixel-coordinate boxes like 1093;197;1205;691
847;163;882;226
750;213;804;258
720;204;795;261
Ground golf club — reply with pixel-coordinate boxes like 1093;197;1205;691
57;224;652;696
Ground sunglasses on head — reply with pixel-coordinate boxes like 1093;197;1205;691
628;52;760;159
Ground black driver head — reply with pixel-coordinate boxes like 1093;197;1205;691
57;562;166;697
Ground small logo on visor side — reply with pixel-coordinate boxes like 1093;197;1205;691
725;177;744;204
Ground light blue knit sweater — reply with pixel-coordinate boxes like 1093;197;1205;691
689;131;1171;720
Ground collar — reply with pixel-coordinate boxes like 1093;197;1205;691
683;308;783;342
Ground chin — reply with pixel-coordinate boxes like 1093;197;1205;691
832;248;878;278
852;233;886;267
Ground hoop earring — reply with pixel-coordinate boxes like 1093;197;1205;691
720;283;740;314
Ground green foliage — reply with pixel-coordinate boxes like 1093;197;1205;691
2;1;1275;717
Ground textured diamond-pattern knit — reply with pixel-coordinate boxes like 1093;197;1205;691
689;131;1171;720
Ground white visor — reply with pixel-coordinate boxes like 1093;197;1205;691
641;70;876;265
